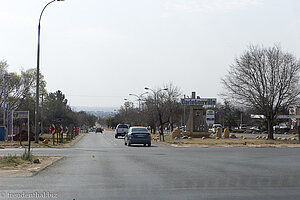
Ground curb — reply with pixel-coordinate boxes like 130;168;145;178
31;156;64;177
169;144;300;148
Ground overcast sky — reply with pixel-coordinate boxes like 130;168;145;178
1;0;300;108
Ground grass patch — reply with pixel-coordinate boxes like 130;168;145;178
21;149;33;161
0;154;27;168
0;149;35;169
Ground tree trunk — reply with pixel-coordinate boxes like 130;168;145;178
267;118;274;140
159;114;164;141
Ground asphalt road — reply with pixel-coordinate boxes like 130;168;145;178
1;130;300;200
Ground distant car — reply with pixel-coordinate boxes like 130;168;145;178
179;126;186;132
250;126;260;132
95;127;103;133
212;124;222;133
239;124;248;130
89;127;96;132
273;125;280;131
274;123;290;132
115;124;129;138
124;127;151;147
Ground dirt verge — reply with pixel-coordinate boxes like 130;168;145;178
0;156;62;177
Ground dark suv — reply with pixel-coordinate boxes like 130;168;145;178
96;127;103;133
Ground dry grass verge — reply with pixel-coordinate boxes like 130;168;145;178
166;138;300;146
0;156;62;177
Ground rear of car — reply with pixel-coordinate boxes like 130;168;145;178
115;124;129;138
95;127;103;133
239;124;248;130
124;127;151;147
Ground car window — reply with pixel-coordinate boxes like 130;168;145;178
118;125;128;128
131;128;148;132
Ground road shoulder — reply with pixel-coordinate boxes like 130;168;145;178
0;156;63;177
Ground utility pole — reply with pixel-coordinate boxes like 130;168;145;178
3;74;6;128
41;94;44;135
2;74;7;141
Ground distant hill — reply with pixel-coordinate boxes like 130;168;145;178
71;106;119;118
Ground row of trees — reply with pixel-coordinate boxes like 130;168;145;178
0;60;97;136
104;95;258;133
104;83;183;135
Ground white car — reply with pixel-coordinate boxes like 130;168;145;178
115;124;129;138
212;124;222;133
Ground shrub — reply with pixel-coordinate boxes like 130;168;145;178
21;149;33;162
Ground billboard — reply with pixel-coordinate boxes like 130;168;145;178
181;98;216;106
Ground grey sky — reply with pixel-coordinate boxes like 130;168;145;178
1;0;300;107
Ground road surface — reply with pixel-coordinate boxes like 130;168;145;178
1;130;300;200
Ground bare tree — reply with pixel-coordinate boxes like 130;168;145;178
143;83;182;139
222;45;300;139
164;82;182;131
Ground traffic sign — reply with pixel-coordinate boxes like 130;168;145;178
60;125;63;135
51;123;56;135
13;111;29;119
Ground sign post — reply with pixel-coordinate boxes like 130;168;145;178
51;123;55;145
60;125;63;143
65;126;69;140
12;111;30;150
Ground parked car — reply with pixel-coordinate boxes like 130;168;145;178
239;124;248;130
179;126;186;132
274;123;290;132
124;127;151;147
115;124;129;138
250;126;261;132
212;124;222;133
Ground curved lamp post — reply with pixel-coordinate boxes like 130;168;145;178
35;0;64;143
129;92;148;111
144;87;168;141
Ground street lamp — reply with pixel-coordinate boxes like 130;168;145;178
145;87;168;93
144;87;168;141
129;92;148;111
35;0;64;143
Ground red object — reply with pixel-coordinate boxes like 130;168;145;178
60;125;63;135
51;123;56;135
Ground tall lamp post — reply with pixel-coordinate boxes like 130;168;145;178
144;87;168;141
35;0;64;143
129;92;148;111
